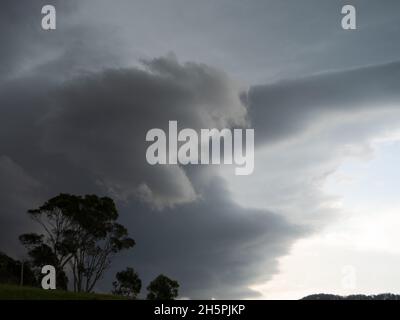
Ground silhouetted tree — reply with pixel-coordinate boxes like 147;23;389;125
18;235;69;289
112;267;142;299
19;193;135;292
147;274;179;300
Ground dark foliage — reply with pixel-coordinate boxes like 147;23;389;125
112;267;142;299
19;193;135;292
147;274;179;300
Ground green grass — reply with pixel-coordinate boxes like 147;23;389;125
0;284;126;300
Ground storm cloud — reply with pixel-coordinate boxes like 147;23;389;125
1;0;400;299
250;61;400;145
0;41;301;298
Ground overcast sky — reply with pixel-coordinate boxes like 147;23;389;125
1;0;400;299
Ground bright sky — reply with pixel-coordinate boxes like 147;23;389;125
251;136;400;299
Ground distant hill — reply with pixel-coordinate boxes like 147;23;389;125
302;293;400;300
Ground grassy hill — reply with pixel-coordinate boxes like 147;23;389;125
0;284;125;300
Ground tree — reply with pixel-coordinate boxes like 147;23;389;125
147;274;179;300
19;193;135;292
19;234;69;289
112;267;142;299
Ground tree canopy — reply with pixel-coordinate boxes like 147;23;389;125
19;193;135;292
112;267;142;299
147;274;179;300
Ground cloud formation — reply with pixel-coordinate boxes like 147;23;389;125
221;61;400;236
40;56;248;208
249;61;400;145
0;49;301;298
1;0;400;299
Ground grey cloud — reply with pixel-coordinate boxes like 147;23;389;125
232;107;400;227
249;61;400;145
0;0;124;84
0;1;77;81
40;56;247;208
226;61;400;231
104;173;305;299
0;51;304;298
3;59;398;298
73;0;400;83
0;156;44;255
2;0;400;300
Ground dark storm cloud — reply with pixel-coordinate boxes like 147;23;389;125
3;2;291;298
34;57;305;298
249;61;400;145
0;156;42;253
3;59;398;297
40;56;247;208
2;0;400;299
227;60;400;232
0;0;124;84
109;173;304;299
0;1;39;77
0;1;78;80
76;0;400;83
0;51;302;298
